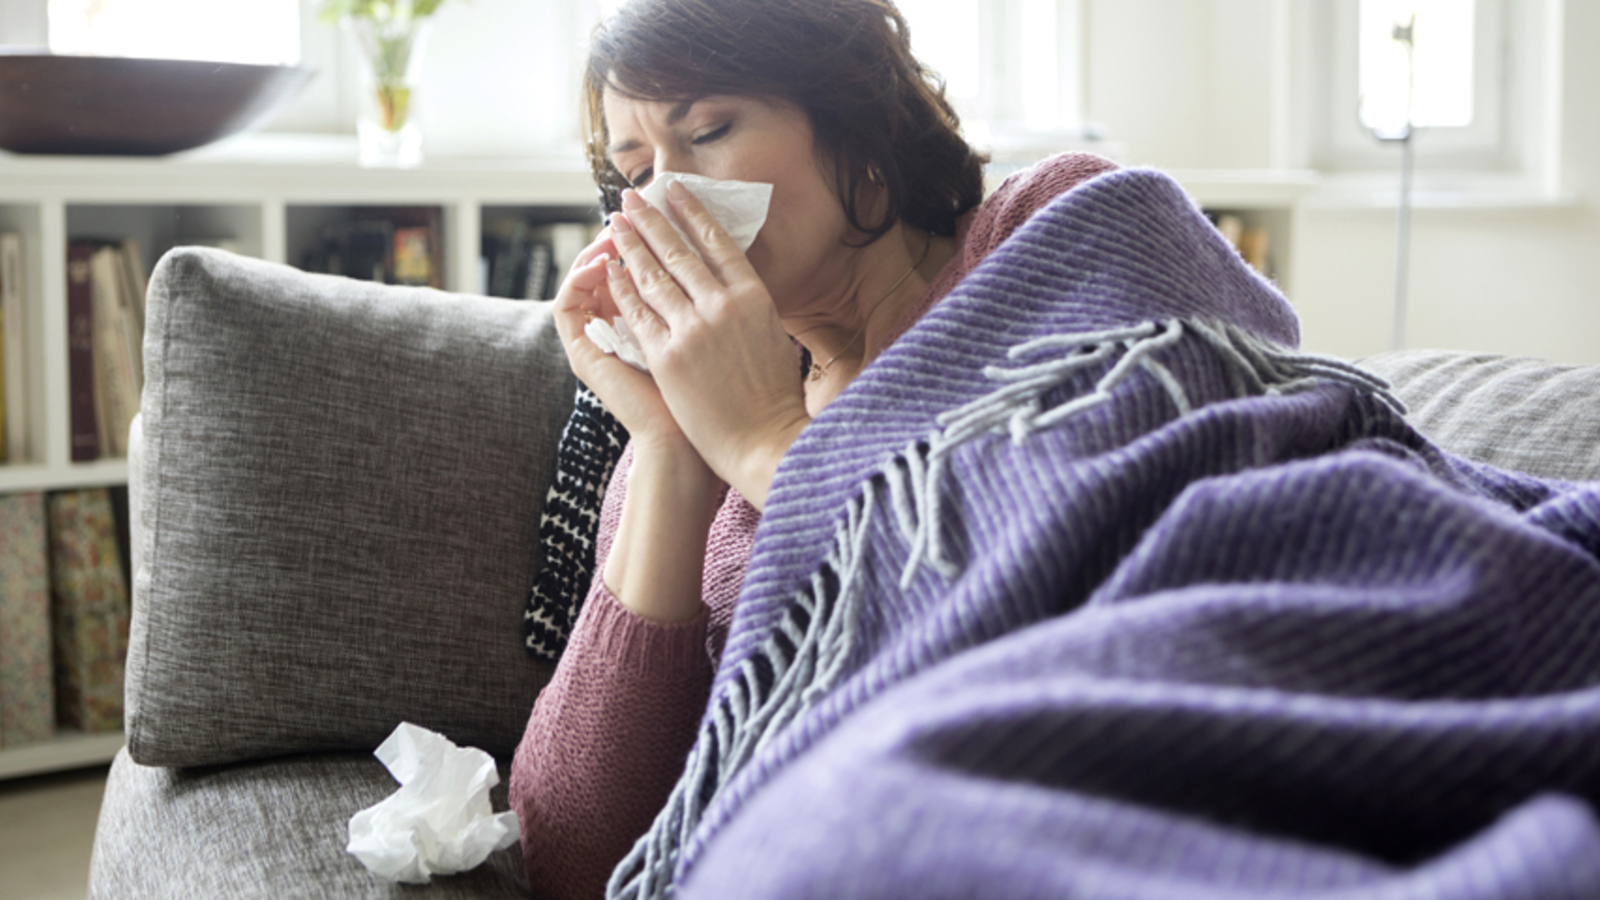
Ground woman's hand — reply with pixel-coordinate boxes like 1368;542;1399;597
606;183;811;509
550;227;700;458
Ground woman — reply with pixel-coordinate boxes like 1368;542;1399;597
509;1;1116;896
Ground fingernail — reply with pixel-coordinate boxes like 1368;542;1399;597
621;188;646;211
667;180;689;202
611;212;634;233
607;259;624;278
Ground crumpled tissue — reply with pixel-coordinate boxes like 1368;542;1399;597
588;172;774;373
346;722;519;884
635;171;773;259
585;313;650;372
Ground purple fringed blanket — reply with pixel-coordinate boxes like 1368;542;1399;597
612;167;1600;899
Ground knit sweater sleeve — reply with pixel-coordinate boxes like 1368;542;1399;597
509;444;755;900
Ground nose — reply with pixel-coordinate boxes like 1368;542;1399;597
653;149;698;179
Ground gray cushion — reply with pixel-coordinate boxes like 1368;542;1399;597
89;747;531;898
1361;349;1600;483
128;247;575;767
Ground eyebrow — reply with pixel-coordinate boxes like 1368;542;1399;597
606;99;699;156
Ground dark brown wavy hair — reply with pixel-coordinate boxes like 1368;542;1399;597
583;0;988;243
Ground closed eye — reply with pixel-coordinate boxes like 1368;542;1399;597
625;122;731;187
693;122;732;145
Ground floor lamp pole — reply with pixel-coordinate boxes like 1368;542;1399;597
1393;129;1414;351
1389;13;1417;352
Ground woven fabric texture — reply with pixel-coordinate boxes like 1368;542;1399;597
602;168;1600;898
1362;348;1600;483
128;248;574;767
88;747;529;899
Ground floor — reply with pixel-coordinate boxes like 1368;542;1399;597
0;765;107;900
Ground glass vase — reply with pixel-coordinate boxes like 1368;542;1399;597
345;17;431;168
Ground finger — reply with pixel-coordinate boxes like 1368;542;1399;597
662;181;753;284
570;228;617;273
610;209;698;328
551;261;652;382
604;256;671;353
618;189;727;307
553;253;610;315
557;232;616;297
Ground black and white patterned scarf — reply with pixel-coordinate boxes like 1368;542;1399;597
523;383;630;660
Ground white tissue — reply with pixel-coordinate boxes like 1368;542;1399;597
346;722;519;884
585;315;650;372
635;171;773;257
589;173;772;372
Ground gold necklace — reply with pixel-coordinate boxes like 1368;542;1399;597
807;234;932;382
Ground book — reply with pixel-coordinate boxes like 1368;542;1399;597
483;218;599;301
1213;213;1245;253
90;244;141;459
0;232;23;463
0;492;54;747
314;218;393;284
484;219;533;299
119;238;148;390
47;488;130;734
393;225;435;286
1239;227;1270;277
1207;213;1270;278
521;241;553;301
66;242;99;462
303;208;443;288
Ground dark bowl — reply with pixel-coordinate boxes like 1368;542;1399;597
0;53;316;156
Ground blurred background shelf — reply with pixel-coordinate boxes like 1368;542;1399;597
0;731;124;780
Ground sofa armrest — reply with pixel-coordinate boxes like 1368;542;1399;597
127;247;576;767
1361;348;1600;483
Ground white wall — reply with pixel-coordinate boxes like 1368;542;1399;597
412;0;590;156
1085;0;1600;365
250;0;597;157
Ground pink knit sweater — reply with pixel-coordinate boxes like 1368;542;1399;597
509;152;1119;900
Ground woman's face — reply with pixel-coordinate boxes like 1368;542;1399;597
602;90;861;314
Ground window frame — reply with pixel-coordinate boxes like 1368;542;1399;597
1304;0;1566;199
900;0;1093;161
1311;0;1509;172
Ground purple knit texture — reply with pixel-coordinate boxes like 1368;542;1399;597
662;168;1600;898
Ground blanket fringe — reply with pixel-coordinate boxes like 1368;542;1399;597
605;317;1403;899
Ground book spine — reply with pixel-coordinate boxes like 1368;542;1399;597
47;488;130;734
522;242;553;302
66;242;100;462
119;239;147;397
90;246;138;458
393;226;435;286
0;492;55;747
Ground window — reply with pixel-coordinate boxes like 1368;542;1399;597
1358;0;1477;134
47;0;301;66
898;0;1087;157
1308;0;1564;175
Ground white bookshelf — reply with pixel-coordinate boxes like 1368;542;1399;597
0;136;600;780
0;731;125;779
0;136;1313;779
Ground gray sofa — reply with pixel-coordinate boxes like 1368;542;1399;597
90;248;574;898
87;247;1600;898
